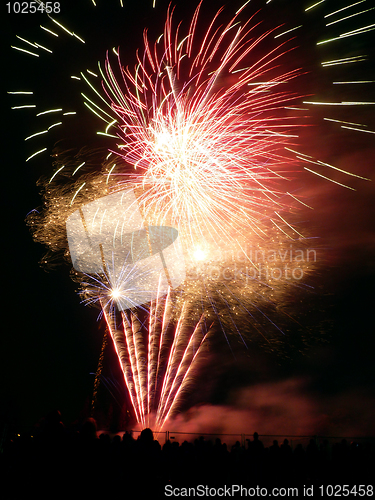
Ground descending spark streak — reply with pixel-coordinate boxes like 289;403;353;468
36;108;63;116
26;148;47;161
11;105;36;109
155;287;173;394
317;23;375;44
321;56;367;67
156;304;187;422
121;313;143;424
49;165;65;183
70;182;86;205
25;130;48;141
303;101;375;105
304;167;356;190
341;23;375;35
123;311;147;427
35;43;53;54
155;313;206;428
147;280;165;422
101;303;141;424
40;25;59;37
325;7;375;27
274;25;303;39
333;81;375;84
157;325;211;429
324;0;366;18
48;122;63;130
305;0;325;12
147;300;156;424
324;117;367;126
297;156;370;180
132;312;147;425
11;46;39;57
341;125;375;134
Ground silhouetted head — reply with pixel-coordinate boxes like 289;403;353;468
139;427;154;442
80;418;98;440
122;430;134;443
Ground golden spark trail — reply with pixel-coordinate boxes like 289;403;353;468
157;323;212;430
155;313;206;428
102;303;141;424
122;311;146;427
156;304;187;424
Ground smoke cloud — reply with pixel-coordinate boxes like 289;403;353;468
165;377;375;445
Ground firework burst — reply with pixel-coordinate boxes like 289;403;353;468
96;2;305;246
24;2;320;429
13;0;373;432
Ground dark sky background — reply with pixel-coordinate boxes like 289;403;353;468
1;0;375;438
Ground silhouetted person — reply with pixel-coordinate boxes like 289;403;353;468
36;409;66;445
278;438;293;482
247;433;265;482
280;438;292;456
267;440;282;483
293;443;306;482
138;427;154;443
319;439;331;481
306;438;319;478
79;417;98;442
248;432;264;458
268;440;281;463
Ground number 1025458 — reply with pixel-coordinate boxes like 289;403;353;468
319;485;373;497
6;2;61;14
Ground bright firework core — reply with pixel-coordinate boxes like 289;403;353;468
110;288;122;300
193;247;207;261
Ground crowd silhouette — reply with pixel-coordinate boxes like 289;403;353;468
1;411;374;499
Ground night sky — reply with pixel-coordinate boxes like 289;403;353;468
1;0;375;438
